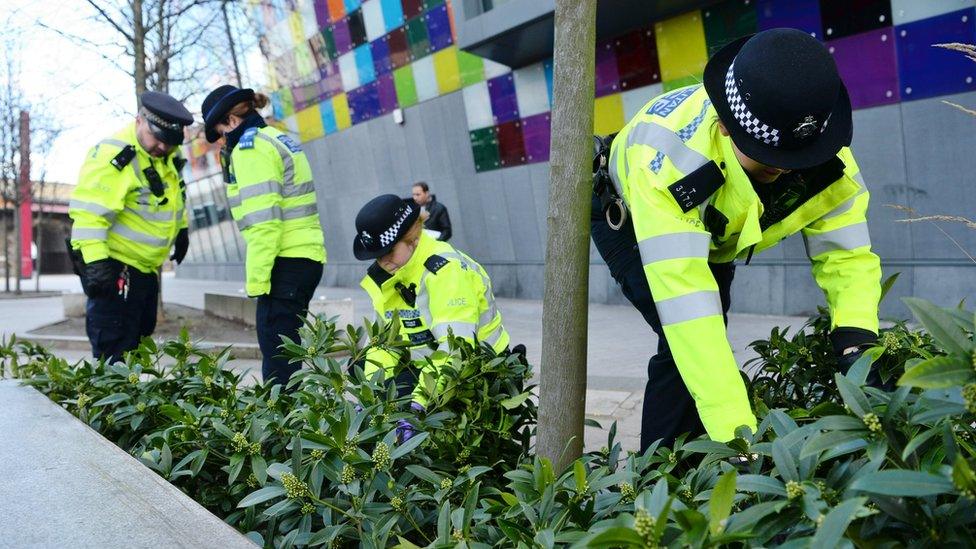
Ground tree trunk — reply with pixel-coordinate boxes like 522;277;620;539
537;0;596;473
2;198;8;292
14;110;29;294
132;0;146;100
35;180;45;291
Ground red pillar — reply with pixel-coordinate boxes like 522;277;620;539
18;111;32;279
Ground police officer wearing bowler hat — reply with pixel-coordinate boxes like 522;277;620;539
201;84;326;386
69;91;194;363
354;194;511;415
591;28;882;451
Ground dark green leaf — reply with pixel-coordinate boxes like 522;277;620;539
772;438;798;482
834;374;870;417
582;527;645;547
93;393;130;406
850;470;954;497
237;486;286;507
897;355;974;389
811;497;867;549
801;430;867;459
903;297;971;356
709;470;737;536
391;432;428;460
736;475;787;497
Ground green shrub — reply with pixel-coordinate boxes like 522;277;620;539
4;296;975;547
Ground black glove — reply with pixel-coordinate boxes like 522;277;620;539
831;327;886;388
170;228;189;264
82;259;121;298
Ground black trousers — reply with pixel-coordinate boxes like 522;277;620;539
256;257;323;385
86;261;159;364
590;194;734;452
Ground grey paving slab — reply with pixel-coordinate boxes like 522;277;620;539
0;380;256;549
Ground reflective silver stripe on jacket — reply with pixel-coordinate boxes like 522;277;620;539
237;180;281;201
256;132;296;187
125;206;173;223
821;186;867;221
99;138;130;149
236;206;283;230
655;290;723;326
626;121;710;175
638;232;711;265
483;325;505;347
804;222;872;258
282;203;318;220
227;193;242;209
430;321;478;340
71;227;108;241
69;199;116;220
112;224;170;247
283;181;316;198
410;346;436;360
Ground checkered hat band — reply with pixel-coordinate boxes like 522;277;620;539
141;108;182;131
378;204;414;247
724;62;780;147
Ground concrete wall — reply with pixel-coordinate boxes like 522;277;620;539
179;87;976;321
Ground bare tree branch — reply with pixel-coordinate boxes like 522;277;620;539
84;0;135;42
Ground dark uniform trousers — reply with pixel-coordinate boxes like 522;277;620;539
86;261;159;364
256;257;323;385
590;194;735;453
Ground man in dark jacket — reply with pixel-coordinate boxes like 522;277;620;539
411;182;452;241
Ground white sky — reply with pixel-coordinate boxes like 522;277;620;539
6;0;267;185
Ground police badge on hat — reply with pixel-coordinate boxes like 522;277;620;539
793;115;818;140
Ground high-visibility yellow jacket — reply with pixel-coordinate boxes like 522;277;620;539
360;233;509;406
69;123;187;273
225;125;326;296
609;85;882;441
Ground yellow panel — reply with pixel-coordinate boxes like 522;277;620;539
332;93;351;130
593;93;625;135
433;46;462;94
288;11;305;46
654;11;708;84
296;104;325;142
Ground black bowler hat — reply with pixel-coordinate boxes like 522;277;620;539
139;91;193;146
703;28;853;170
353;194;421;260
201;85;255;143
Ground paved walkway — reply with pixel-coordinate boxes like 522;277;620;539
0;274;806;453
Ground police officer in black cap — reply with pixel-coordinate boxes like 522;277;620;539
68;91;195;363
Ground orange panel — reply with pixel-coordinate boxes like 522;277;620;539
327;0;346;22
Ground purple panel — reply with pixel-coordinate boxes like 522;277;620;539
522;112;551;163
332;18;353;54
377;72;398;113
487;74;519;124
371;37;392;75
424;4;453;52
314;0;330;27
828;28;899;109
595;38;620;97
756;0;822;38
348;83;381;124
896;7;976;101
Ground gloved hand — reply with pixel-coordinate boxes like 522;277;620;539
170;228;189;264
82;259;120;297
395;402;425;443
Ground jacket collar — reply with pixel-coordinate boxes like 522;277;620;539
225;112;267;150
364;232;438;290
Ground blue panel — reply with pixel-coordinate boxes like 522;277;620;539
320;99;338;134
354;43;377;85
344;0;362;12
349;82;381;124
424;4;453;52
756;0;823;38
543;58;554;106
380;0;404;31
371;36;392;75
271;91;285;120
896;7;976;101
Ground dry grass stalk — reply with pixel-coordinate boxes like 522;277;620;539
933;42;976;62
886;204;976;264
942;100;976;117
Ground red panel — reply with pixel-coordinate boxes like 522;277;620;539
387;27;410;69
401;0;424;18
614;26;661;90
496;119;526;167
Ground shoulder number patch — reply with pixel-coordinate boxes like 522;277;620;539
424;254;449;274
276;134;303;153
667;161;725;213
238;127;259;149
647;86;700;118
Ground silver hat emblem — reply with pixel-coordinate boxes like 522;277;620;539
793;115;818;139
360;230;373;245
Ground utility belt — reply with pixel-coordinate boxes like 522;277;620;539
592;134;628;231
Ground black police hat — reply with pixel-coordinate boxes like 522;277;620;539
139;91;193;146
703;28;853;170
353;194;421;260
201;85;256;143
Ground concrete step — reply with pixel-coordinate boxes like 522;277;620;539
0;380;257;548
204;292;355;328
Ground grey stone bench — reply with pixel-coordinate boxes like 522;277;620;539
0;380;257;548
204;292;355;328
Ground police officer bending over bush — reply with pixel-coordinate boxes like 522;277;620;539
68;91;193;363
591;29;882;452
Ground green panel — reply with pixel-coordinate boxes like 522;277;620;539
702;0;757;56
470;126;500;172
457;50;485;87
423;0;445;10
323;27;338;61
405;16;430;60
281;87;295;117
663;75;701;92
393;66;418;107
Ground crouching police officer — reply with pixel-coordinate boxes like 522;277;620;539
201;85;326;386
591;29;882;452
354;195;511;422
68;91;193;363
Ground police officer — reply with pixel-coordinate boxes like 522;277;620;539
354;194;510;409
591;29;882;451
201;85;326;386
69;91;193;363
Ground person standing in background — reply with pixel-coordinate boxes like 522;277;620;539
411;182;452;241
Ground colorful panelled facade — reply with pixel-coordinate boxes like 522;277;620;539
255;0;976;173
